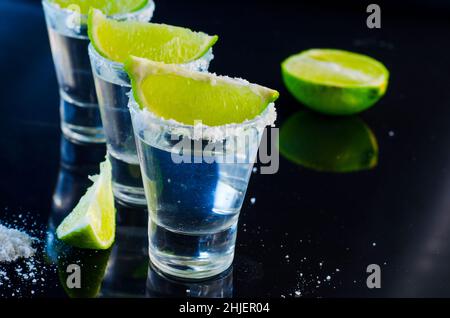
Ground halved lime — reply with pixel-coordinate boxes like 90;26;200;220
88;9;218;64
279;111;378;173
56;159;115;250
51;0;148;15
125;56;280;126
282;49;389;115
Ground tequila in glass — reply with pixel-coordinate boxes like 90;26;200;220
88;44;213;206
129;96;276;279
42;0;155;143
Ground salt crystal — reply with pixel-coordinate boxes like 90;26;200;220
0;224;35;263
250;198;256;205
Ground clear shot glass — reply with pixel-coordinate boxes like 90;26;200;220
129;95;276;279
88;44;213;206
42;0;155;143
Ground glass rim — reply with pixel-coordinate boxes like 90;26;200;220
128;93;277;141
88;43;214;71
88;43;124;70
42;0;155;19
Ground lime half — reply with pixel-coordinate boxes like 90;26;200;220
125;56;280;126
56;159;115;250
282;49;389;115
51;0;148;15
88;9;218;64
279;111;378;173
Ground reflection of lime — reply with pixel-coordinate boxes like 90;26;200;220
88;9;218;64
51;0;147;15
125;56;279;126
282;49;389;115
57;247;111;298
56;159;115;250
279;111;378;173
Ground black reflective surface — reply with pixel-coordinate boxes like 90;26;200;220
1;0;450;298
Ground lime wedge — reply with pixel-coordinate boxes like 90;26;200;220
51;0;148;15
282;49;389;115
88;9;218;64
125;56;280;126
56;159;116;250
279;111;378;173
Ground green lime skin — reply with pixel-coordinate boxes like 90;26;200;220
282;69;386;115
281;49;389;115
279;111;378;173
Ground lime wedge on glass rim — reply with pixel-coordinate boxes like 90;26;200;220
56;159;115;250
124;56;280;126
50;0;148;15
88;8;218;64
282;49;389;115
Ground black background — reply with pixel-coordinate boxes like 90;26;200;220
1;0;450;298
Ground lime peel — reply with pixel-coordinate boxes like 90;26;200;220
282;49;389;115
88;8;218;64
125;56;279;127
56;159;116;250
50;0;148;15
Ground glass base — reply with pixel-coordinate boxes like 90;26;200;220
113;183;147;207
146;261;234;298
149;248;234;280
148;222;236;280
60;97;105;144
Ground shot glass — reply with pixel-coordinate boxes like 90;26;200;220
42;0;155;143
88;44;213;206
129;95;277;279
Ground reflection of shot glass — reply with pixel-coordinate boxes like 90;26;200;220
101;204;149;297
88;45;213;206
146;262;233;298
129;96;276;279
41;0;155;143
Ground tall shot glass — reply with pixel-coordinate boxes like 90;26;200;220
42;0;155;143
129;95;277;279
88;45;213;206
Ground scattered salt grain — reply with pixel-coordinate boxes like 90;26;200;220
250;198;256;205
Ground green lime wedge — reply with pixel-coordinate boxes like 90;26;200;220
281;49;389;115
125;56;280;126
56;159;116;250
51;0;148;15
279;111;378;173
88;9;218;64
